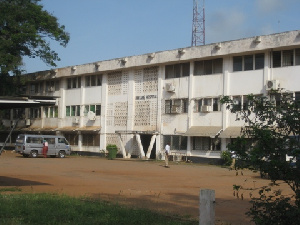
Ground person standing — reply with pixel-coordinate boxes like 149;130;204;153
165;143;170;167
43;140;48;158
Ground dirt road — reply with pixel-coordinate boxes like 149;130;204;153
0;151;293;224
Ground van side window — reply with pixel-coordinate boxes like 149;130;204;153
44;138;55;145
27;137;43;144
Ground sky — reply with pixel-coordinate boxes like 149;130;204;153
22;0;300;73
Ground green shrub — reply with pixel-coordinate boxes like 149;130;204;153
221;150;232;166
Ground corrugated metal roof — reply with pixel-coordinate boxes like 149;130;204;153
184;126;222;138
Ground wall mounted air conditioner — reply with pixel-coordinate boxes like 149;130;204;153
165;83;175;92
233;100;240;105
73;118;79;124
87;111;96;121
48;86;54;92
266;80;280;90
254;36;261;43
200;105;211;112
215;43;221;50
171;105;180;113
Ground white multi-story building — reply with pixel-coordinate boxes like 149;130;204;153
1;30;300;160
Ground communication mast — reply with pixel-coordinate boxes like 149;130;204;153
191;0;205;46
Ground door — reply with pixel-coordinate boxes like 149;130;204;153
44;137;56;156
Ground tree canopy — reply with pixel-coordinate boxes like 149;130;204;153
0;0;70;76
221;91;300;224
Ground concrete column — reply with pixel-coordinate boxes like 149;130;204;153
187;61;194;156
100;73;108;150
199;189;215;225
78;131;82;151
146;135;156;159
117;133;127;158
135;134;145;158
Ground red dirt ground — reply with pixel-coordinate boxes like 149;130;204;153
0;151;293;224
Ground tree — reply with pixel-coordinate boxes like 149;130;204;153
0;0;70;94
221;90;300;224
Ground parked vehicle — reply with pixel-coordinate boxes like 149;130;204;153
15;134;71;158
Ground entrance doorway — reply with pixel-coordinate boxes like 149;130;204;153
140;134;156;159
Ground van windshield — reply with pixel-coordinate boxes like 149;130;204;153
58;138;69;145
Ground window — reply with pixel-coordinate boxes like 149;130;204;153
272;49;300;68
165;99;188;114
66;105;80;117
30;108;41;118
295;92;300;107
232;96;242;111
272;51;281;68
46;81;58;92
255;54;264;69
233;54;264;71
64;133;78;146
67;77;81;89
84;104;101;116
193;137;211;150
194;98;220;112
13;108;25;119
163;135;187;151
165;63;190;79
86;75;102;87
30;83;40;94
44;106;58;118
282;50;294;67
82;133;100;146
233;56;243;71
242;95;249;110
194;58;223;75
296;49;300;65
192;137;220;151
244;55;253;71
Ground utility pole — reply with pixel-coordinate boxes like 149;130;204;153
191;0;205;46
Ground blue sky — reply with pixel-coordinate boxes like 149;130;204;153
23;0;300;73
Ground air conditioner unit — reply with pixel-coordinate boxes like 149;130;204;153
215;43;221;50
266;80;280;90
200;105;211;112
233;100;240;105
73;118;79;124
48;86;54;92
87;111;96;121
254;36;261;43
165;83;175;92
171;105;181;113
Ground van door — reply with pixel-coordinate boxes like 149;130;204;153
56;137;69;153
44;137;56;156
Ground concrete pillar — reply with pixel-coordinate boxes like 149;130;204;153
146;134;156;159
199;189;215;225
135;134;145;158
117;133;127;158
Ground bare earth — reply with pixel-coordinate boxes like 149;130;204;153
0;151;293;224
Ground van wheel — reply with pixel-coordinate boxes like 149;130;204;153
30;151;38;158
58;151;66;158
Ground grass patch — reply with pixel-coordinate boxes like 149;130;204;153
0;187;22;193
0;193;197;225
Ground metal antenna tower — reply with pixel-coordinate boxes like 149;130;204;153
191;0;205;46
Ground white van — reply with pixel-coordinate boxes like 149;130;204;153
15;134;71;158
